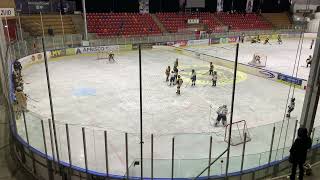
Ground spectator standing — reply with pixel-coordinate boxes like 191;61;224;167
289;127;312;180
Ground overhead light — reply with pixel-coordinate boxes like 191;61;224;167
4;25;8;28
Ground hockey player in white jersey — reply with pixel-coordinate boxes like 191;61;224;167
215;105;228;126
286;98;295;118
169;71;175;86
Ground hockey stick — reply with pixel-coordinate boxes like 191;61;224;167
26;95;39;102
185;80;191;88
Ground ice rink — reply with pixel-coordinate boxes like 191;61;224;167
17;38;320;177
187;38;315;80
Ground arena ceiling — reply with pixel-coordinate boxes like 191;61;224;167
293;0;320;5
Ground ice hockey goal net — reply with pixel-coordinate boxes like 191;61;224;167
248;53;267;67
97;51;109;60
224;120;251;146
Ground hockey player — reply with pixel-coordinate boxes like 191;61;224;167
310;39;314;49
215;105;228;126
13;60;22;75
286;98;295;118
174;58;179;67
241;33;245;43
108;51;115;62
190;69;196;86
277;35;282;45
173;65;179;84
209;62;214;75
251;35;260;44
264;37;271;45
169;71;175;86
212;71;218;87
257;35;261;43
15;87;27;112
176;75;183;95
306;55;312;68
165;66;171;82
254;55;261;64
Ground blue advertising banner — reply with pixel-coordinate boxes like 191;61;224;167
277;73;303;86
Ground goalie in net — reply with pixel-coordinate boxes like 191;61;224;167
248;53;267;67
224;120;251;146
97;50;116;63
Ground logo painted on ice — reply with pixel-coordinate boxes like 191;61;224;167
259;70;275;79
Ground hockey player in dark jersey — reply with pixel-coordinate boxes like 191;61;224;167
209;62;214;75
264;38;271;45
176;75;183;95
108;51;115;62
174;58;179;67
13;60;22;75
165;66;171;82
190;69;196;86
277;35;283;45
306;55;312;68
286;98;295;118
310;39;314;49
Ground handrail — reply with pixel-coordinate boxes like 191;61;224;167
193;148;228;180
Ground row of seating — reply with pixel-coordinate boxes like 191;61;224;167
215;13;273;31
87;13;161;37
156;12;222;33
87;12;276;36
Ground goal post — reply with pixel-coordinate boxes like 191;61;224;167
96;45;120;60
224;120;251;146
248;53;267;67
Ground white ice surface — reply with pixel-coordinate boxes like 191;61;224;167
186;38;315;80
17;41;320;177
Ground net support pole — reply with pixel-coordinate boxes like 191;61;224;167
82;0;88;40
22;111;36;174
171;137;175;180
139;44;144;179
82;127;88;173
208;136;212;177
42;38;60;173
240;133;247;173
268;126;276;164
125;132;129;179
151;134;154;180
292;120;299;145
300;25;320;135
4;16;10;43
48;119;57;172
41;120;53;180
17;13;23;41
59;11;65;47
65;124;72;168
40;12;45;38
104;131;109;178
225;43;240;177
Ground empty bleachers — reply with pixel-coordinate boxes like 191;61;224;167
262;13;292;29
215;13;273;31
20;15;77;36
87;13;161;37
156;12;223;33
